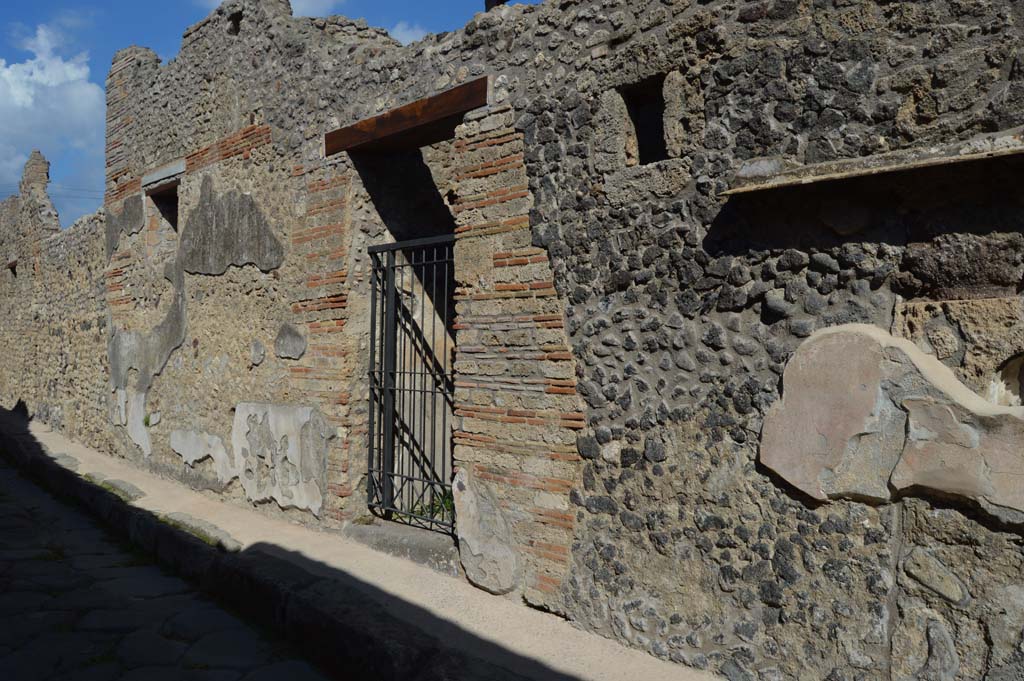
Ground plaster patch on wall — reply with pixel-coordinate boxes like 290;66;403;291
179;176;284;275
453;467;521;595
124;388;151;457
230;403;332;516
170;429;232;480
105;194;145;260
760;324;1024;524
108;258;187;458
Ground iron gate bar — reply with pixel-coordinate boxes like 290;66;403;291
367;234;456;533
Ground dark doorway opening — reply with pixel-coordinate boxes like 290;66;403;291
327;80;490;535
367;235;456;533
355;147;459;533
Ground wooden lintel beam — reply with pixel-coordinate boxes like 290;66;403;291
325;77;489;156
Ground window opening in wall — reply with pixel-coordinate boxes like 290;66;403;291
6;259;16;278
226;11;243;36
149;184;179;232
620;74;669;166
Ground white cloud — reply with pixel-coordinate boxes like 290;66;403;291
390;21;429;45
195;0;346;17
291;0;346;15
0;24;105;221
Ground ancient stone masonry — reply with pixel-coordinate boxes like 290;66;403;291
2;0;1024;679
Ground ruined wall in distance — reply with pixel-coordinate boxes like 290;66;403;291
0;154;112;451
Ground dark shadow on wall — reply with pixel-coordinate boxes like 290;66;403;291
351;150;457;243
706;154;1024;255
0;405;581;681
351;147;459;339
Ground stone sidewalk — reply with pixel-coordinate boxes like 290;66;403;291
0;413;720;681
0;457;330;681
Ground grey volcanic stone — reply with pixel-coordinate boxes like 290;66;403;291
274;324;307;360
917;619;959;681
117;628;188;668
250;340;266;366
184;629;271;669
163;512;242;553
162;606;247;642
241;661;330;681
180;176;284;275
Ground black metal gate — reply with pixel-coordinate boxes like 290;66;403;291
368;235;456;533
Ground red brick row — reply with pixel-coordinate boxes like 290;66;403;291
454;131;519;153
306;198;346;218
292;224;345;246
473;464;573;494
292;294;348;314
452;185;530;215
305;270;348;288
454;214;530;237
307;175;350;193
455;153;525;181
185;125;272;174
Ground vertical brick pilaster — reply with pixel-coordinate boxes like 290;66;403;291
105;48;154;207
451;106;585;612
288;167;356;523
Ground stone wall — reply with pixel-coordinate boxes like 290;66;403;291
0;155;111;451
1;0;1023;679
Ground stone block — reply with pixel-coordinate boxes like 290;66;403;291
274;324;307;360
452;467;521;595
902;548;969;606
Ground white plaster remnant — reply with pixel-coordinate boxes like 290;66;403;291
453;468;521;595
125;388;151;457
167;406;332;516
170;429;232;481
230;403;332;517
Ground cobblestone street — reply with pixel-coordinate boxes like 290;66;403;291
0;458;332;681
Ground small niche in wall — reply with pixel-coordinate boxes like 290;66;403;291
150;184;179;232
6;259;16;278
619;74;669;167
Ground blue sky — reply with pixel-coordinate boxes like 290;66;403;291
0;1;541;225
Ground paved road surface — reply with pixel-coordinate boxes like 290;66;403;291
0;458;332;681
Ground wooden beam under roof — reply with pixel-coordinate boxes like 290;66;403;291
324;77;490;156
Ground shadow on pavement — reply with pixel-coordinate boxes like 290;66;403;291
0;405;582;681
